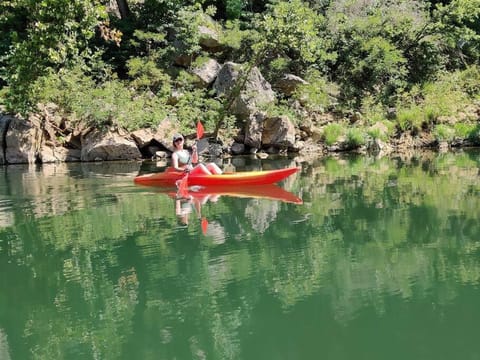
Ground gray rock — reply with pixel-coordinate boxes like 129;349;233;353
230;142;245;155
213;62;275;119
81;129;141;161
5;117;39;164
262;115;296;148
0;114;14;165
274;74;308;96
198;25;221;49
244;112;266;148
191;58;221;86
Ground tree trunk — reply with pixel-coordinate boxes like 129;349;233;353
115;0;130;19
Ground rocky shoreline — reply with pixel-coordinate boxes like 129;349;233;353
2;54;479;165
1;102;479;166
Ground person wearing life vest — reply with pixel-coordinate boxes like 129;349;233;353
171;133;222;175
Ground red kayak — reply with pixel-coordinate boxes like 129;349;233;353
134;167;300;187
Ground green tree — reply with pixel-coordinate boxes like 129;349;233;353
327;0;428;105
255;0;335;76
1;0;108;112
432;0;480;68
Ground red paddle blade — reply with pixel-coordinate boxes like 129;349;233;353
177;175;189;198
196;121;204;139
201;217;208;235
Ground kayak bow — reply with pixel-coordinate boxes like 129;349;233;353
134;167;300;187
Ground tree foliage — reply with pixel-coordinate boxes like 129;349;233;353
0;0;108;111
0;0;479;133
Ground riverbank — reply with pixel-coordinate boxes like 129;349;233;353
1;101;479;165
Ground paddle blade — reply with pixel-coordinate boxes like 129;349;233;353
201;217;208;235
177;175;189;198
196;121;205;139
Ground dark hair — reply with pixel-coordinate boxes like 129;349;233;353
172;133;184;143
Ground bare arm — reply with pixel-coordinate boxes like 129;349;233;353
191;144;198;164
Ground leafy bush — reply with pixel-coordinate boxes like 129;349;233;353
225;0;245;19
468;125;480;144
395;68;479;132
346;128;366;148
323;123;344;145
260;100;300;125
254;0;335;73
293;69;337;112
127;57;172;96
454;123;480;144
365;119;397;140
422;73;470;121
265;58;290;81
396;106;424;132
361;95;387;125
454;123;477;139
174;88;223;134
0;87;8;107
456;66;480;99
433;124;455;142
31;66;169;131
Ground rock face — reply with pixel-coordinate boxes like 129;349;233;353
1;110;84;164
0;115;13;165
80;129;141;161
191;58;221;86
244;112;296;151
262;115;296;148
130;118;177;157
213;62;275;119
274;74;308;96
5;117;40;164
40;146;81;163
198;25;221;49
1;104;179;164
244;112;266;149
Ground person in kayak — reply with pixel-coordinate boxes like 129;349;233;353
171;133;222;175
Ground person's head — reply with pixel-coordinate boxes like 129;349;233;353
172;133;184;147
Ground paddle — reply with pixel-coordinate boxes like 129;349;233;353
177;121;205;198
201;217;208;235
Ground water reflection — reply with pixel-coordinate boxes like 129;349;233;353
0;151;479;359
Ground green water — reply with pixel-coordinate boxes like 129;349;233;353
0;151;479;360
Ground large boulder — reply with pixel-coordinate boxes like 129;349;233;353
213;62;275;119
5;117;40;164
39;146;81;163
0;114;14;164
244;112;266;149
244;112;297;151
262;115;296;148
81;129;141;161
274;74;308;96
190;58;221;86
131;118;177;157
198;24;221;49
2;108;84;164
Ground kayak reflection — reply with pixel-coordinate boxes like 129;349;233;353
163;184;303;205
170;184;302;233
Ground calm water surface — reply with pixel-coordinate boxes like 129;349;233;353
0;151;479;360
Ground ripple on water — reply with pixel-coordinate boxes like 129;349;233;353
0;199;15;228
